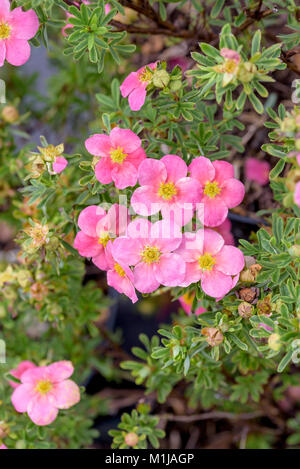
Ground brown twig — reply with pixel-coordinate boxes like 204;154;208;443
160;410;263;422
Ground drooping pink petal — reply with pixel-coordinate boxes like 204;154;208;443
198;196;228;227
11;384;34;412
128;86;147;111
131;185;161;216
180;261;201;287
138;158;167;186
154;253;186;287
201;269;233;298
215;245;244;275
94;157;114;185
53;380;80;409
85;134;111;157
213;160;234;184
27;395;58;426
77;205;106;237
189;156;215;185
0;42;6;67
47;361;74;383
74;231;101;257
221;178;245;208
161;154;187;182
120;72;140;97
9;7;39;40
9;361;36;389
133;262;160;293
53;156;68;174
203;229;224;255
111;161;138;189
5;38;30;66
110;127;141;154
107;269;138;303
92;250;110;271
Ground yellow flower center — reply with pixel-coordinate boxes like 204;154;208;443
0;23;11;40
138;68;152;83
109;146;127;164
114;263;126;277
224;59;238;74
157;182;177;200
140;245;161;264
98;233;112;247
35;379;53;395
198;253;216;271
204;181;221;198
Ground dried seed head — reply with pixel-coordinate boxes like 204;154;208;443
202;327;224;347
238;302;253;318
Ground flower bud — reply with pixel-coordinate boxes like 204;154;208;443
152;69;170;88
238;302;253;318
169;79;182;92
124;432;139;447
288;244;300;257
268;333;281;351
1;105;19;123
237;62;257;83
202;327;224;347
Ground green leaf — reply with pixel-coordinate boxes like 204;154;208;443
278;350;294;372
251;30;261;56
211;0;225;18
270;159;285;178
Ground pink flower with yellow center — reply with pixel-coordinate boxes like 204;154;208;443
73;204;129;271
85;127;147;189
176;228;244;298
219;48;241;86
189;156;245;227
0;0;39;67
131;155;202;226
245;158;270;186
11;361;80;426
112;218;185;294
120;62;158;111
8;360;36;389
179;292;206;316
105;241;138;304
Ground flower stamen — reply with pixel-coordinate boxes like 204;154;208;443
0;23;11;40
157;182;177;201
109;146;127;164
204;181;221;198
114;263;126;277
35;380;53;395
140;245;161;264
198;253;216;271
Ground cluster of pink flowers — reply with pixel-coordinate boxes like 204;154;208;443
9;360;80;426
0;0;39;67
77;126;245;301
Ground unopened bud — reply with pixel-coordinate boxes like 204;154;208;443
202;327;223;347
152;69;170;88
288;244;300;257
237;62;257;83
124;432;139;447
1;106;19;124
268;333;281;352
238;302;253;318
169;79;182;92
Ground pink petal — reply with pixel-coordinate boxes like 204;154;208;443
5;38;30;66
9;7;39;40
110;127;141;154
126;147;147;169
215;245;244;275
133;263;160;293
245;158;270;185
27;395;58;426
11;383;34;412
150;219;182;252
99;203;129;237
180;261;201;287
20;366;50;384
203;229;224;255
160;204;194;227
9;361;36;389
0;0;10;20
176;177;203;206
154;253;186;287
198;197;228;227
189;156;215;185
220;48;240;63
201;270;233;298
92;250;110;271
127;217;152;239
78;205;106;237
94;157;114;185
120;72;140;97
131;185;161;216
175;231;204;262
213;160;234;184
85;134;111;157
107;270;138;303
138;158;167;186
47;361;74;383
0;41;6;67
74;231;101;257
221;178;245;208
111;161;138;189
161;154;187;182
53;380;80;409
111;236;142;265
215;218;234;245
128;86;147;111
53;156;68;174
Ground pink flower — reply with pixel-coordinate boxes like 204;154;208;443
11;361;80;426
179;292;206;316
85;127;146;189
105;241;138;303
294;182;300;207
176;229;244;298
258;323;273;332
245;158;270;185
214;218;234;245
220;48;240;63
219;48;240;86
53;156;68;174
131;155;202;226
0;444;7;449
9;361;36;389
189;156;245;227
0;1;39;67
120;62;157;111
112;218;185;294
63;2;111;36
73;204;128;271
